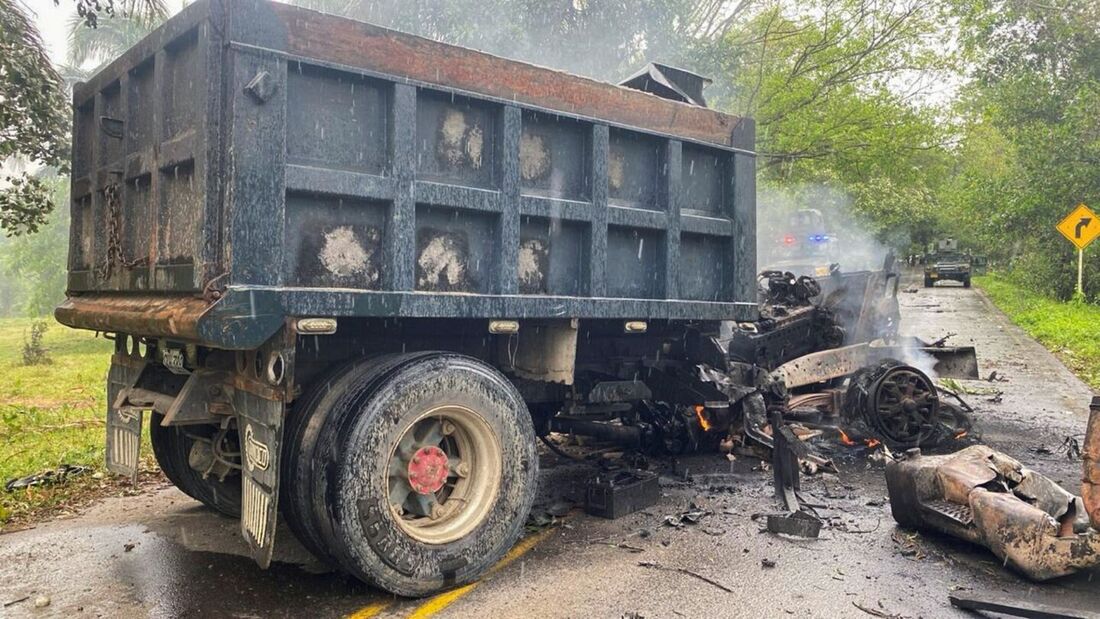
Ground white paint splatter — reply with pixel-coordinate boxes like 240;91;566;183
466;125;484;169
319;226;369;278
439;109;468;166
609;151;625;191
518;238;546;290
417;235;467;289
520;132;550;181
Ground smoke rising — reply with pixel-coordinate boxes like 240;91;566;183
757;184;897;277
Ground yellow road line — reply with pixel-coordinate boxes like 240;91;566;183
406;583;477;619
406;527;556;619
347;599;394;619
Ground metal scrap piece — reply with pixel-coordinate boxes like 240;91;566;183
766;511;822;538
886;444;1100;581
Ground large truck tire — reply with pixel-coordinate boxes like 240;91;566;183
293;353;538;596
149;412;242;517
280;354;428;565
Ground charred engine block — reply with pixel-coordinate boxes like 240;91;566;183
726;271;844;370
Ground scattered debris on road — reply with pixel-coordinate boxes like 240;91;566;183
948;592;1096;619
765;511;822;538
636;561;734;593
584;470;659;519
886;402;1100;581
3;596;29;608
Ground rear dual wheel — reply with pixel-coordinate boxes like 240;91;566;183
282;353;538;596
149;412;242;517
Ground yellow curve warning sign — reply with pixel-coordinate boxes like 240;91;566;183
1057;203;1100;250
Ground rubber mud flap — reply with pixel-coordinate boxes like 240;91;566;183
105;353;146;482
235;388;284;569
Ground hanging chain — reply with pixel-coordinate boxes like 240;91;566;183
96;182;124;283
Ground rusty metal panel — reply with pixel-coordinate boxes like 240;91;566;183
67;3;221;295
55;294;207;341
264;1;746;149
125;60;156;152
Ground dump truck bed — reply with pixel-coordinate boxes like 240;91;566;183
57;0;758;349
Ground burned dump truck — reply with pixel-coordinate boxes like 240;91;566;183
56;0;977;597
56;0;758;596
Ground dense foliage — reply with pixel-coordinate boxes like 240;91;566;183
0;0;70;235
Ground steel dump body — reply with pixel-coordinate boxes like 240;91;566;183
57;0;758;349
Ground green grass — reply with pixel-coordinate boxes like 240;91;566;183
0;318;113;525
975;275;1100;389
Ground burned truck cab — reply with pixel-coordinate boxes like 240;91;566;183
56;0;759;597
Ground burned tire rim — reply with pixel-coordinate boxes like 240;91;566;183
868;366;938;446
386;404;502;544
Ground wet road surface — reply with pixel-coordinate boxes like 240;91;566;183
2;277;1098;618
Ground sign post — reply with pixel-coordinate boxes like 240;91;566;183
1057;203;1100;297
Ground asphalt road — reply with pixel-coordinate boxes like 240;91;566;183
2;277;1098;618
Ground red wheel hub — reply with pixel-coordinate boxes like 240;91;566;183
407;446;450;494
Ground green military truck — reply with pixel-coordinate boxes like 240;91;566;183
924;239;972;288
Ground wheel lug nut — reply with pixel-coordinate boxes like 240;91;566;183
455;462;470;478
430;504;444;520
442;421;456;435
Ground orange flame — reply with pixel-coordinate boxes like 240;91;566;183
865;438;881;448
838;429;857;446
955;430;969;440
694;405;712;432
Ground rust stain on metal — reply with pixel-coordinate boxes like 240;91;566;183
1084;397;1100;530
55;294;209;340
887;445;1100;581
273;4;743;148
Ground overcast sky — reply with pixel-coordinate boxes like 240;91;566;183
24;0;75;64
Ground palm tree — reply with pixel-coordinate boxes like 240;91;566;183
66;0;171;70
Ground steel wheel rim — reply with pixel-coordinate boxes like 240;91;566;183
386;404;502;544
870;367;938;445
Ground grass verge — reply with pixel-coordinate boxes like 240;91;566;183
0;318;159;530
974;274;1100;390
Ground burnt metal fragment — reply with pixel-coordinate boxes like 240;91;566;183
583;469;659;520
765;511;822;539
948;593;1097;619
886;444;1100;581
1085;396;1100;531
